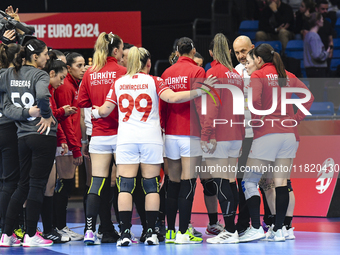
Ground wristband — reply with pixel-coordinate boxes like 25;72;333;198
91;109;101;119
81;140;89;144
196;88;202;96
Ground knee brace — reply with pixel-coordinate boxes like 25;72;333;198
142;176;160;195
201;178;217;196
178;179;196;201
242;170;262;200
287;179;293;192
88;177;106;196
55;178;74;197
116;176;136;194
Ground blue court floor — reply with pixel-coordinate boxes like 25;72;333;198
1;204;340;255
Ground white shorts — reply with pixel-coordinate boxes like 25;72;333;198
89;135;117;154
165;135;202;160
55;146;73;157
248;133;296;162
294;141;300;154
116;143;163;164
204;140;242;159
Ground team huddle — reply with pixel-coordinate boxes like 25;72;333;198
0;27;314;248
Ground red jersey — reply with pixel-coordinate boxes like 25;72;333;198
54;73;82;158
78;57;126;137
48;84;67;146
250;63;314;139
161;56;205;137
202;60;245;142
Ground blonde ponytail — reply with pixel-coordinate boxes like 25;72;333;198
126;47;151;76
92;32;122;72
212;33;233;71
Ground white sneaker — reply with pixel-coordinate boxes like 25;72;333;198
0;233;22;247
58;226;84;241
205;221;225;236
84;230;101;245
23;232;53;247
239;226;265;242
144;231;159;245
265;227;285;242
207;230;239;244
283;226;295;240
175;230;203;244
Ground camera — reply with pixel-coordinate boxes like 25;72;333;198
0;10;35;45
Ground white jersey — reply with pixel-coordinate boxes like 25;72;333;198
106;73;169;145
235;63;253;138
84;107;92;136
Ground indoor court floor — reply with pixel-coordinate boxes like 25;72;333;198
1;205;339;255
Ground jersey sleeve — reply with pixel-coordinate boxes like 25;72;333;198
153;76;169;96
35;72;52;119
105;84;118;105
78;73;92;108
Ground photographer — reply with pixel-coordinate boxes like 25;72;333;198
0;6;34;45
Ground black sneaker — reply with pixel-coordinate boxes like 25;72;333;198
155;220;166;236
139;229;148;243
101;229;120;243
42;228;70;243
116;229;132;246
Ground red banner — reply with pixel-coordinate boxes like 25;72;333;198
19;12;142;49
192;136;340;217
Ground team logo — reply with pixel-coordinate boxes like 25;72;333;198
316;158;335;194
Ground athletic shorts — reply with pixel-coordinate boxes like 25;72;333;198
248;133;296;162
89;135;117;154
294;141;299;154
165;135;202;160
203;140;242;159
55;146;73;157
116;143;163;164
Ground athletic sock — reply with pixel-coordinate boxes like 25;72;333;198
133;179;147;230
284;216;293;229
146;211;159;232
119;211;132;234
230;182;239;212
86;194;101;232
178;179;196;234
208;213;218;225
98;180;114;233
166;180;180;230
110;185;120;223
273;186;289;231
214;178;235;233
83;185;89;230
260;187;272;226
246;196;261;229
41;196;53;234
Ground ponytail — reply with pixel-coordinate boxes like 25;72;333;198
13;39;46;72
272;52;287;87
43;51;67;74
0;43;21;68
254;43;287;87
211;33;233;71
176;37;195;56
92;32;122;72
126;47;151;76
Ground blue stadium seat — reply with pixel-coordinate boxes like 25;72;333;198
333;38;340;49
337;105;340;115
309;102;335;116
285;40;304;59
255;41;282;54
335;18;340;38
330;58;340;71
238;20;259;42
